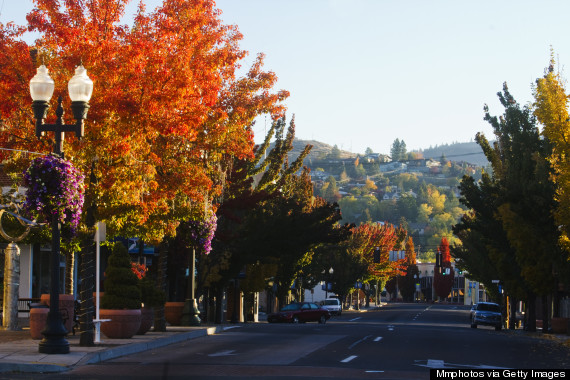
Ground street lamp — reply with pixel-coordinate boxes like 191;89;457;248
30;63;93;354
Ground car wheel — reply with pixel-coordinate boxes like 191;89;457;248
319;315;326;324
292;316;299;324
471;319;477;328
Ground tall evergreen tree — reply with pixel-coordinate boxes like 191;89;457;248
454;84;561;330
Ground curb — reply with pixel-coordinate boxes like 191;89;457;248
83;326;221;365
0;326;223;374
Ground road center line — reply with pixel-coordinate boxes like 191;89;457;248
349;335;371;349
341;355;358;363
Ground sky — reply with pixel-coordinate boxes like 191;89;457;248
1;0;569;155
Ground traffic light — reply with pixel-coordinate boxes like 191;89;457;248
373;247;380;263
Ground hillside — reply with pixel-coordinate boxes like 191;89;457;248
415;142;488;167
265;139;356;163
265;139;489;167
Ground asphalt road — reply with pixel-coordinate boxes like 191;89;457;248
30;303;570;379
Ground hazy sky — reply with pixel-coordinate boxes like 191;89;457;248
2;0;569;155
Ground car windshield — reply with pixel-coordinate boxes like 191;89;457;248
280;303;301;311
478;303;500;312
323;300;339;305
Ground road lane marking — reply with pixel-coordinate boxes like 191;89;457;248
349;335;371;349
349;317;362;322
374;336;383;342
341;355;358;363
208;350;237;357
427;359;445;368
414;359;510;369
366;371;385;373
387;325;395;331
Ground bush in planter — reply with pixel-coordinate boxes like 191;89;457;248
101;243;141;309
100;243;142;339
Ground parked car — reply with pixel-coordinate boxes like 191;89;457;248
470;302;503;330
267;302;331;324
320;298;342;316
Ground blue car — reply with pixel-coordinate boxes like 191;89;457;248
470;302;503;331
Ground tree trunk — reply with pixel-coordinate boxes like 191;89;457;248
542;294;550;333
526;293;536;332
79;237;95;346
65;249;74;295
153;240;169;332
2;243;20;331
215;287;224;324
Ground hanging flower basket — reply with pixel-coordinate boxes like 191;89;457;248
23;154;85;235
186;213;217;255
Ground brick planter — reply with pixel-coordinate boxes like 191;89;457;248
164;302;185;326
551;317;569;334
29;307;49;340
40;294;75;334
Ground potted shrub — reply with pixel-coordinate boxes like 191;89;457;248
100;243;142;339
137;272;165;335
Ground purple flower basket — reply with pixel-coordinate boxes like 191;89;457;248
23;154;85;235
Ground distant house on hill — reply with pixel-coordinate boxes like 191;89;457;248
382;192;400;201
379;162;407;173
364;153;390;163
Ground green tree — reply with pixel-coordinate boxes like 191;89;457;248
390;139;407;162
454;84;562;330
329;145;342;159
354;163;366;179
321;175;340;202
397;194;418;222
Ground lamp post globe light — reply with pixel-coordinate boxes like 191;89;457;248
30;64;93;354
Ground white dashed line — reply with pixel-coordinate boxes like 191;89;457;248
374;336;383;342
341;355;358;363
349;317;362;322
349;335;371;349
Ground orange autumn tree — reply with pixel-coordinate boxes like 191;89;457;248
347;222;405;304
0;0;288;337
0;0;286;241
0;0;288;243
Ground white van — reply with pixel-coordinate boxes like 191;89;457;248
321;298;342;316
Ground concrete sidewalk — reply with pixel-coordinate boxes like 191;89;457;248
0;325;225;374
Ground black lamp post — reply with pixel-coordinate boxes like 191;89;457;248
30;64;93;354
